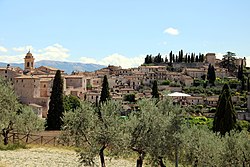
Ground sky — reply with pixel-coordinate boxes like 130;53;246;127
0;0;250;68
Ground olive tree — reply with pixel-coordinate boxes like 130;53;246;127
15;106;45;143
221;130;250;167
145;97;185;167
180;125;223;166
0;77;44;145
61;100;126;167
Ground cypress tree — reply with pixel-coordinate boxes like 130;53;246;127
46;70;64;130
237;65;243;81
144;55;149;64
191;54;195;63
187;55;191;63
207;64;216;86
240;60;245;91
248;77;250;92
213;84;236;135
99;75;110;104
210;65;216;86
151;80;159;99
169;51;173;64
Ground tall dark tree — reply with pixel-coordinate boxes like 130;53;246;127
180;49;184;62
164;55;168;63
46;70;64;130
239;59;245;91
237;65;243;81
184;54;188;63
187;55;191;63
99;75;110;104
191;53;195;63
248;77;250;92
207;64;216;86
213;84;236;135
169;51;173;65
195;55;199;62
144;55;149;64
147;55;152;64
151;80;159;99
173;54;175;62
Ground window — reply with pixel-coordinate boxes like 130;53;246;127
44;84;46;88
27;62;30;67
22;79;23;82
5;70;7;73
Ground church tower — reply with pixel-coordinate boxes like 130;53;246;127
24;50;35;71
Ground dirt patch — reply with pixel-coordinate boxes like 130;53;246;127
0;147;134;167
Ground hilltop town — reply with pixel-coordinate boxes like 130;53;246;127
0;51;248;120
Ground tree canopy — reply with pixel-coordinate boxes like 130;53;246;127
0;77;44;145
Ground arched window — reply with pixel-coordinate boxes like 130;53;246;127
27;62;30;67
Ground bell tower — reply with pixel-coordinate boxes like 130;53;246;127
24;50;35;71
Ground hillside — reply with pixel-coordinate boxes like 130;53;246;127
0;60;105;74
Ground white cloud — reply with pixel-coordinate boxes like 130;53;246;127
0;44;70;63
0;54;25;63
215;53;224;60
0;46;8;52
80;53;145;69
163;27;179;35
36;43;70;61
246;57;250;67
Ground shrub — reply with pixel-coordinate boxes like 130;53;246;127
0;143;27;150
161;80;170;85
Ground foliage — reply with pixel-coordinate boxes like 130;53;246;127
0;77;20;131
99;75;110;104
221;130;250;166
151;80;159;98
180;126;223;166
207;64;216;85
125;98;185;166
228;79;240;89
161;80;170;85
46;70;64;130
123;93;136;102
188;116;213;129
62;100;126;167
235;120;250;131
0;143;27;150
169;82;181;87
213;84;237;135
63;95;81;112
15;106;45;135
220;51;237;74
0;77;45;145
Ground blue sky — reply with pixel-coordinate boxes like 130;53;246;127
0;0;250;68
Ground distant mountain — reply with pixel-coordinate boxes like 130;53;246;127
0;60;106;74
